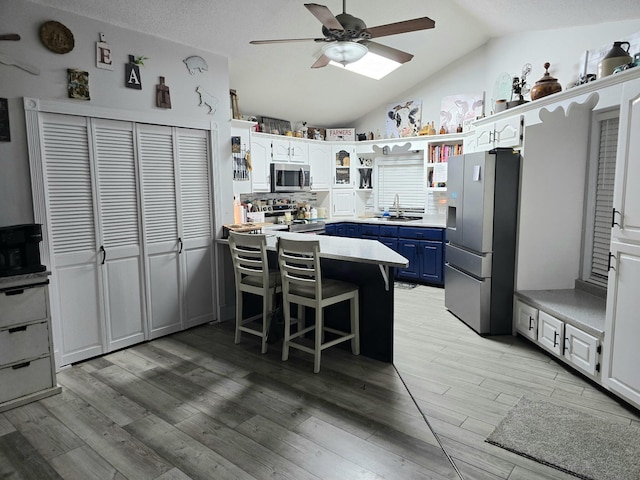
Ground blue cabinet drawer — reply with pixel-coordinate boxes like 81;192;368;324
360;224;380;237
324;224;337;235
379;238;398;251
398;227;443;241
379;225;399;238
345;223;360;238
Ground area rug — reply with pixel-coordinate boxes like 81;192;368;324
485;397;640;480
394;282;417;289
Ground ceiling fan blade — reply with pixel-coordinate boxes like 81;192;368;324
365;41;414;64
311;54;331;69
366;17;435;39
305;3;344;31
250;37;322;45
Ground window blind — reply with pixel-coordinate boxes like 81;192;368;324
589;115;617;286
376;155;425;212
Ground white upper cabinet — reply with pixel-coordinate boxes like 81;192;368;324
471;115;523;152
332;144;356;188
272;137;307;163
249;134;272;192
307;141;332;191
612;78;640;244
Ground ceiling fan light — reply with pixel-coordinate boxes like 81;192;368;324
322;41;368;65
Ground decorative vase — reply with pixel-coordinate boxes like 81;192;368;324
530;62;562;101
598;41;632;79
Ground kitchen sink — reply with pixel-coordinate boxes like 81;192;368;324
375;216;423;222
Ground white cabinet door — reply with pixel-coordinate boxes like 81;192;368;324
603;240;640;408
564;324;600;377
612;78;640;243
494;115;523;148
289;139;307;163
272;138;290;162
474;125;494;151
332;190;356;217
176;128;215;328
272;138;307;163
250;134;272;192
514;299;538;340
472;115;523;151
138;124;183;339
537;310;564;355
332;144;355;188
39;113;105;366
93;119;146;352
308;142;331;191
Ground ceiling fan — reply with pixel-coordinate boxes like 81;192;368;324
249;1;435;68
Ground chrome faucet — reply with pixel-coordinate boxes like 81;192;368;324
393;193;400;217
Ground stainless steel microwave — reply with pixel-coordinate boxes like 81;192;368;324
270;163;311;192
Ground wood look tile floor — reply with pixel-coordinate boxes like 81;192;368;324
1;285;638;479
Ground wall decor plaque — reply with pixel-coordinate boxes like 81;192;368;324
0;98;10;142
67;69;90;100
125;55;142;90
40;21;74;54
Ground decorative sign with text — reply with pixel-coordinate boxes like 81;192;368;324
96;33;113;70
326;128;355;141
156;77;171;109
125;55;142;90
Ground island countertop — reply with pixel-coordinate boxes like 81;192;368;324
261;231;409;268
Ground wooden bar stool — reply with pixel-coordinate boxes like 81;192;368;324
228;232;280;353
277;237;359;373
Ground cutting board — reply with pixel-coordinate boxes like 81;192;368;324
223;222;269;238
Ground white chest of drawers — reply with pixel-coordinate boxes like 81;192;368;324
0;272;61;412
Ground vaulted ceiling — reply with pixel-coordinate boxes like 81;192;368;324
26;0;640;126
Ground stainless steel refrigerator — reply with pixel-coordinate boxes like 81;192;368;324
444;148;521;335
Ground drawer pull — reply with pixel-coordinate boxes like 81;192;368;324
5;289;25;296
8;325;28;333
1;281;49;295
12;361;31;370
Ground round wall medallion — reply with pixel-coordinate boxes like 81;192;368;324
40;21;74;54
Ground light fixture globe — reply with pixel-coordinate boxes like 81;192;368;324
322;41;368;66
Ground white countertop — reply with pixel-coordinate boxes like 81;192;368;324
264;231;409;268
343;214;446;228
264;214;447;229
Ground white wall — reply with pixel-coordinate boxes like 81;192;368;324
354;19;640;135
0;0;233;228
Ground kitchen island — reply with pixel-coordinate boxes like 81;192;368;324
224;231;408;363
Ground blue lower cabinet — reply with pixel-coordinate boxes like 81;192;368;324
360;224;380;237
335;224;347;236
345;223;360;238
379;237;398;251
397;238;443;285
324;224;337;235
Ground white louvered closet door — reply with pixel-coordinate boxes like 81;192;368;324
176;128;215;327
39;113;105;365
137;124;183;338
92;118;146;350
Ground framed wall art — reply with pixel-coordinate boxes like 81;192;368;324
67;69;90;100
260;116;291;135
440;93;484;133
385;100;422;138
